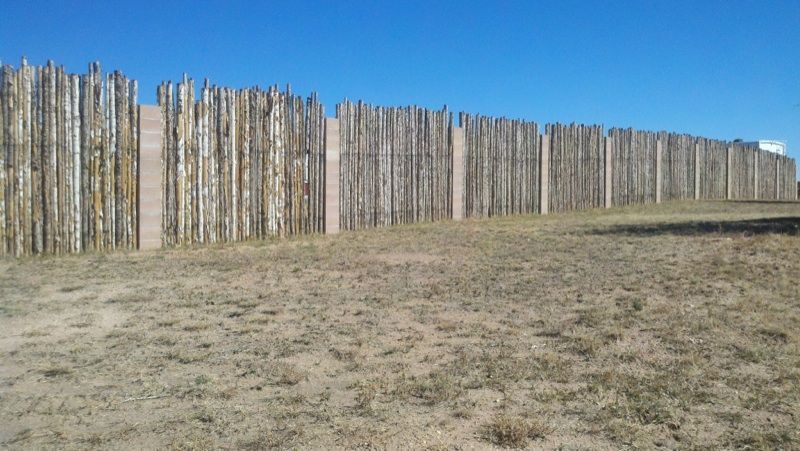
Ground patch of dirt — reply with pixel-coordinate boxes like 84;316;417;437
1;200;799;449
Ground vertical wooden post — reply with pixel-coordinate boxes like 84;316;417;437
137;105;162;250
452;126;464;220
325;117;340;234
604;136;612;208
655;139;662;203
539;133;550;214
776;158;781;200
726;146;732;200
694;143;700;200
753;151;759;200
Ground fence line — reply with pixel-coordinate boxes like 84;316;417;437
461;119;796;219
696;137;728;200
460;114;539;218
0;59;138;257
547;123;605;213
158;76;324;246
336;101;453;230
660;132;695;201
758;152;778;200
780;156;796;199
608;128;657;206
1;58;798;257
755;150;794;201
729;144;756;199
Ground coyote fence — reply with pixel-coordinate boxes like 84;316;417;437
0;59;138;257
157;77;325;246
460;113;540;218
659;132;695;201
729;144;757;200
336;100;453;231
607;128;657;206
2;58;798;258
461;119;796;217
547;123;605;213
696;137;728;200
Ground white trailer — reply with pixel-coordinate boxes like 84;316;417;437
739;140;787;156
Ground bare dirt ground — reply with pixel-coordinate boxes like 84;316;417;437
1;201;799;449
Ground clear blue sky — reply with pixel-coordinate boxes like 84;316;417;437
1;0;798;166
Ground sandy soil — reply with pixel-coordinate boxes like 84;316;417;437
1;200;799;449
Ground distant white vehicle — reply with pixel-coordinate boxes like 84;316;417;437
739;140;787;156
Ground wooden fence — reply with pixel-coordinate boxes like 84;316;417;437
729;144;756;200
696;137;728;200
158;76;325;246
780;156;796;199
0;59;138;257
2;58;798;257
608;128;657;206
460;114;540;218
757;151;778;201
336;100;453;230
755;151;795;201
660;132;695;201
461;120;797;218
546;123;605;213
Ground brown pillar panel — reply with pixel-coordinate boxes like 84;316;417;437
452;127;465;220
540;134;550;215
655;140;663;203
138;105;162;250
776;158;781;200
604;136;612;208
325;118;340;234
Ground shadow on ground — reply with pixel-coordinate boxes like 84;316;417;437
591;217;800;237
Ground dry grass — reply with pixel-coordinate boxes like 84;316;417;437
481;414;551;448
1;200;799;449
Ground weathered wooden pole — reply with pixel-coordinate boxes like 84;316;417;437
776;157;781;200
138;105;162;249
539;133;550;214
325;117;340;234
726;146;732;200
604;136;612;208
694;142;700;200
655;139;662;203
452;126;465;220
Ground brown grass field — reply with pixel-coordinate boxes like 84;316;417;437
1;201;799;449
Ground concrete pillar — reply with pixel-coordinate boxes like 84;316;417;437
452;127;465;220
137;105;162;250
655;140;662;203
604;136;612;208
540;134;550;214
726;146;733;200
325;118;340;234
694;143;700;200
754;151;759;200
